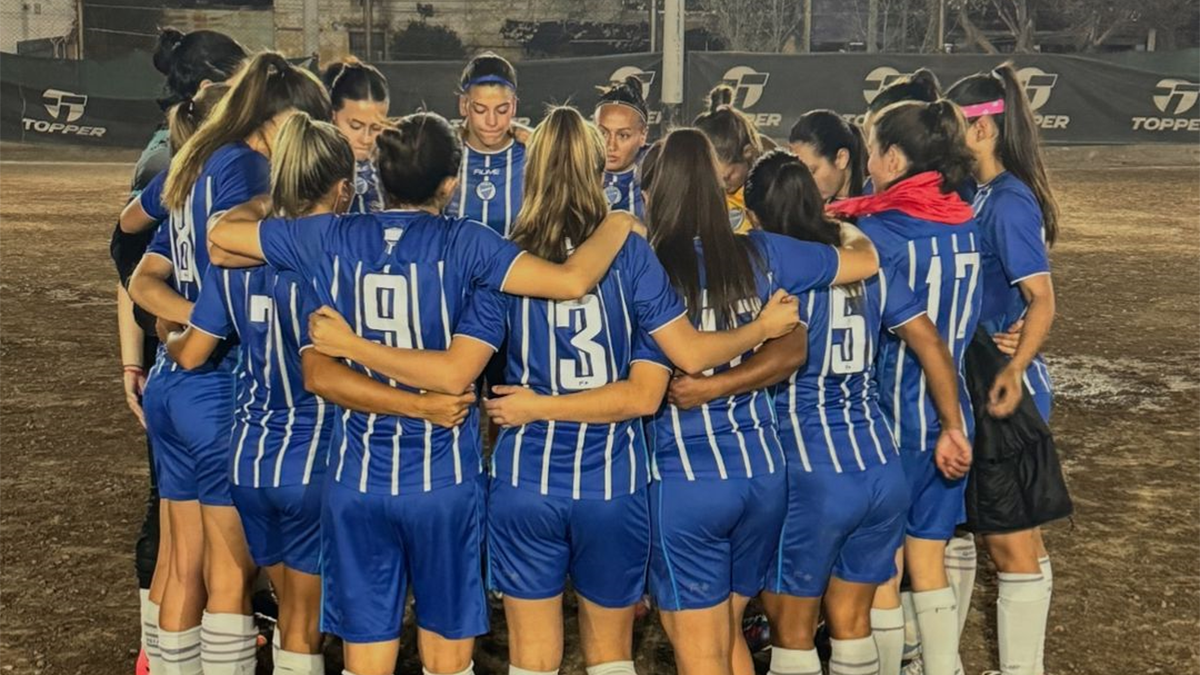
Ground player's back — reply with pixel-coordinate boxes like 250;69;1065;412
446;140;526;237
860;210;982;451
493;234;683;501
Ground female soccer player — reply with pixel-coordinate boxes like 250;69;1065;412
595;75;650;217
124;52;331;675
827;99;982;675
447;52;528;237
323;57;389;213
947;64;1064;675
669;149;969;675
788;110;867;202
204;109;652;675
694;85;773;233
109;29;245;671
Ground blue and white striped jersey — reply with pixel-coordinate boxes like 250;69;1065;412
776;262;925;473
646;230;840;482
445;140;526;237
971;172;1052;399
348;159;384;214
489;235;685;500
259;210;523;495
189;265;335;488
143;141;270;373
860;211;982;452
603;164;644;218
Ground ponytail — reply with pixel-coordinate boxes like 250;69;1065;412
869;67;941;115
947;63;1059;245
166;82;231;154
744;149;841;246
694;84;763;166
376;112;462;208
163;51;331;210
873;99;974;194
270;112;355;218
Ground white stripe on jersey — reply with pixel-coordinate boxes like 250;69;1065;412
232;273;256;485
948;234;962;364
786;290;816;472
816;295;843;473
602;425;616;500
840;378;866;471
252;276;277;488
511;297;531;487
727;398;753;477
700;402;730;480
481;154;491;229
409;263;436;493
572;424;588;499
504;146;514;237
669;406;696;481
437;261;464;483
353;261;375;493
539;300;559;495
917;239;936;453
456;152;469;217
304;399;325;484
629;426;640;495
749;391;775;473
331;255;341;303
271;282;298;487
893;245;917;446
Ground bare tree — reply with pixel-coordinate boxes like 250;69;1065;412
706;0;806;52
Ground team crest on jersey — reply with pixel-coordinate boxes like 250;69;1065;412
476;180;497;201
355;175;369;195
729;207;745;231
604;184;622;206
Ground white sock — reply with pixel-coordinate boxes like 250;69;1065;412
945;534;977;639
272;629;281;666
426;662;475;675
142;592;161;674
829;636;880;675
912;588;959;675
997;572;1049;675
1036;557;1052;675
201;611;258;675
900;591;921;661
871;607;904;675
769;647;821;675
510;667;559;675
275;648;324;675
159;626;203;675
585;662;636;675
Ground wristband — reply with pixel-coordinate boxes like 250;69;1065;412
123;365;145;373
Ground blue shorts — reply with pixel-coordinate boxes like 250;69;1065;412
901;449;967;541
487;480;649;609
768;461;909;597
321;476;488;643
143;365;236;506
231;478;324;575
650;472;786;611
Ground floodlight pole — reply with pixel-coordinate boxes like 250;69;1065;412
662;0;683;128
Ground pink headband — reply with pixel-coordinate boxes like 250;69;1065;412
960;98;1005;119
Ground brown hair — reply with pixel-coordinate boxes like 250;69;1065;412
166;82;230;153
872;99;974;193
693;84;764;167
269;112;355;218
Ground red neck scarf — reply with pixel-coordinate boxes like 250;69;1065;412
828;171;973;224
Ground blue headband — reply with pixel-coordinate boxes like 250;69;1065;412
464;75;516;91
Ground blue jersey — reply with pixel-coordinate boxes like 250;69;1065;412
489;235;685;501
445;139;526;237
647;231;841;482
143;141;270;373
603;166;644;219
348;160;384;214
259;210;522;495
777;262;926;473
971;172;1052;397
860;211;982;452
189;264;336;488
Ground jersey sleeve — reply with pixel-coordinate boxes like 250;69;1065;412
764;232;841;294
630;327;672;372
211;151;270;212
259;214;334;276
449;219;524;291
880;263;925;332
296;279;322;352
992;190;1051;285
138;171;169;221
145;220;172;260
188;266;233;339
627;236;687;333
454;287;507;352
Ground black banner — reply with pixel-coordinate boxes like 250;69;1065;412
3;50;1196;148
687;52;1200;144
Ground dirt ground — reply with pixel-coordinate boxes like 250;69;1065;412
1;143;1197;675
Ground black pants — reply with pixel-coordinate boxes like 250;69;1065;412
135;430;160;590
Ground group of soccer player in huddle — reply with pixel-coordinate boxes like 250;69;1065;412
112;26;1068;675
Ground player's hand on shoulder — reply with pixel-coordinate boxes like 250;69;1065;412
308;306;358;359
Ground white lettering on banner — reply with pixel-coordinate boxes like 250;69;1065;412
716;66;782;128
1131;117;1200;132
1132;79;1200;132
22;87;108;138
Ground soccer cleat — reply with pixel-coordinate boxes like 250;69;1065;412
742;612;771;654
901;655;925;675
135;647;149;675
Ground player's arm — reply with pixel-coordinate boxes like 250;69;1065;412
307;306;489;395
832;223;881;285
128;254;192;325
117;284;148;427
300;350;474;428
893;315;971;479
499;210;638;300
206;196;274;267
485;362;670;426
119;194;158;234
668;327;808;410
988;274;1055;417
647;289;799;376
164;327;221;371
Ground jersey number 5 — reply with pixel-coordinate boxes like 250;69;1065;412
830;286;868;375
